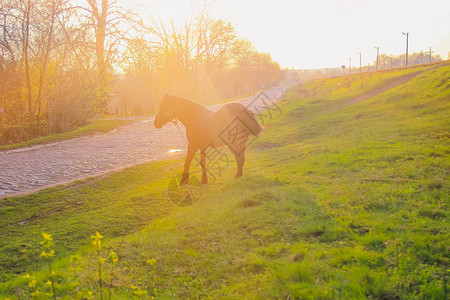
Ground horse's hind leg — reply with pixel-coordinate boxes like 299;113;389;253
232;142;246;178
200;148;208;184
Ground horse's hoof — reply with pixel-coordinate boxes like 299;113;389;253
180;174;190;185
235;173;243;178
201;178;208;184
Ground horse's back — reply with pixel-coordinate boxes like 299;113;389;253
219;102;247;113
214;102;262;136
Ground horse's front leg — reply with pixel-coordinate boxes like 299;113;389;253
200;148;208;184
180;145;197;185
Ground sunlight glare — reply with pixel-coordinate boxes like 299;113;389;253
168;149;184;153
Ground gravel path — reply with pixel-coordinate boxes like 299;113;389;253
0;87;287;198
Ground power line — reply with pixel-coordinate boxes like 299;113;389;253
375;47;379;70
357;52;361;73
402;32;409;66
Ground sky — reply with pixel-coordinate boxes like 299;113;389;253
130;0;450;69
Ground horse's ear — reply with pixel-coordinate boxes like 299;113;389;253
163;93;170;101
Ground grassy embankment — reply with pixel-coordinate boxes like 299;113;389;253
0;62;448;298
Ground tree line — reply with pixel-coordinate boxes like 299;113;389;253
0;0;281;144
375;51;442;70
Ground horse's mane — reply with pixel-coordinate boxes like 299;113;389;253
169;95;211;114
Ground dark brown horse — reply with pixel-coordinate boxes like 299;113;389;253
154;95;262;184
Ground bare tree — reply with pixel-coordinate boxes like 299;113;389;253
77;0;138;112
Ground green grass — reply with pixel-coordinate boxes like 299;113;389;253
0;62;448;298
0;118;143;151
0;160;182;276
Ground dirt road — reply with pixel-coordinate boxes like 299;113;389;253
0;87;287;198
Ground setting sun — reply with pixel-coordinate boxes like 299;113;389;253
141;0;450;69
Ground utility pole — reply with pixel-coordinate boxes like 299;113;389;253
429;47;433;63
348;57;351;74
375;47;379;70
402;32;409;66
357;52;362;73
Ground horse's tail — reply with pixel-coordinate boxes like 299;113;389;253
243;108;262;136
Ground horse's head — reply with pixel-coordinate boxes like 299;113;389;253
154;94;177;129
